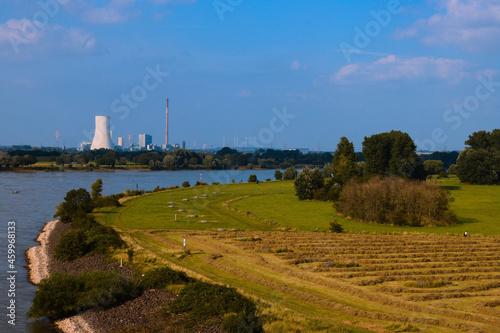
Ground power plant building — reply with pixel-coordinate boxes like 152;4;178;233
90;116;114;150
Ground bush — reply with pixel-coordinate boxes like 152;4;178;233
93;196;120;208
337;177;456;226
283;166;298;180
438;171;448;179
139;266;193;290
85;225;125;254
127;248;134;262
71;215;100;231
329;221;344;233
182;181;191;188
274;170;283;180
27;272;83;319
294;167;323;200
53;188;94;223
54;229;88;261
169;281;261;330
28;271;139;320
55;216;124;261
248;174;258;183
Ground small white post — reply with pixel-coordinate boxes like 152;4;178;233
175;213;177;221
183;238;186;251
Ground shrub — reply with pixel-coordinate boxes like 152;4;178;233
53;188;94;223
27;272;83;319
28;271;139;320
182;181;191;188
54;229;88;261
329;221;344;233
274;170;283;180
337;177;456;227
138;266;193;289
127;248;134;262
169;281;261;331
86;225;125;254
294;167;323;200
93;196;120;208
438;171;448;179
248;174;258;183
283;166;298;180
71;215;100;231
56;216;124;261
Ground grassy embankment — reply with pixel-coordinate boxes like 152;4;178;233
97;176;500;332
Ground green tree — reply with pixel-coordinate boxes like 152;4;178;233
283;166;298;180
447;164;458;175
54;188;94;223
294;167;323;200
274;170;283;180
457;129;500;185
90;178;103;201
465;129;500;150
423;160;444;175
457;148;500;185
329;221;344;233
362;131;420;179
248;174;258;183
54;229;87;261
182;181;191;188
331;136;359;184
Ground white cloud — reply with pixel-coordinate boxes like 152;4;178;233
291;60;308;71
396;0;500;52
236;89;254;98
73;0;195;24
0;19;103;58
333;55;467;83
81;0;137;24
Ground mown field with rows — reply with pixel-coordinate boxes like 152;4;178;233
99;178;500;332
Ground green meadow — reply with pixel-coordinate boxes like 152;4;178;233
103;176;500;236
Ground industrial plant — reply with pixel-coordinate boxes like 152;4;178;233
85;98;179;152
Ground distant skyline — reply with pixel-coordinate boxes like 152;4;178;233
0;0;499;151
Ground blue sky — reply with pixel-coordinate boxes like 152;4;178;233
0;0;499;151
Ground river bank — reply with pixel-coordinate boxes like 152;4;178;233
25;220;94;333
24;220;183;333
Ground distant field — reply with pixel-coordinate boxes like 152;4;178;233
100;177;500;332
106;177;500;236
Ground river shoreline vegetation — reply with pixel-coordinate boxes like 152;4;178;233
28;179;265;332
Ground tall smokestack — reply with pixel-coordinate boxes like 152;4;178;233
165;98;169;146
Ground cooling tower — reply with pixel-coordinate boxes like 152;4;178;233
90;116;114;150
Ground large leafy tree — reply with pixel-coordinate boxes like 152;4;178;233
465;129;500;150
294;167;323;200
54;188;94;223
457;129;500;184
331;136;359;184
362;130;421;179
457;147;500;185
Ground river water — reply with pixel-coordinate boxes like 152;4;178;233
0;169;278;332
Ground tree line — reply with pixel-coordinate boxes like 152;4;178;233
0;147;334;171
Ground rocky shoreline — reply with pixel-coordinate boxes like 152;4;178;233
25;221;181;333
